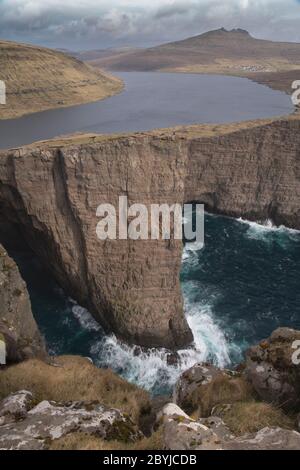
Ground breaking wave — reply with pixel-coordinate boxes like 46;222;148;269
69;241;233;395
238;217;300;242
15;212;300;397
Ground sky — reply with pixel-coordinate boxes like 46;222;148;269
1;0;300;50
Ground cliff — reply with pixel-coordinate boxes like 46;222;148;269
0;115;299;349
0;244;46;363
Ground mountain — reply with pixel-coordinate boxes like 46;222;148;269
88;28;300;85
0;40;123;119
73;47;140;62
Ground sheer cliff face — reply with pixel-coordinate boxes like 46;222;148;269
184;119;300;229
0;117;299;350
0;136;192;349
0;244;46;363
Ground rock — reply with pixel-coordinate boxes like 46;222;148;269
158;403;222;450
198;416;233;441
158;404;300;450
0;391;34;425
0;398;142;450
166;352;180;366
223;427;300;450
174;362;251;416
245;327;300;411
211;403;233;417
0;245;46;364
173;363;221;412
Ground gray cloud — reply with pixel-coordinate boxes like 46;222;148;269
1;1;300;50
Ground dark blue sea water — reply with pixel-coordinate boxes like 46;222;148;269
12;214;300;395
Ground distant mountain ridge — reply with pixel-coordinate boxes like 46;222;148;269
86;28;300;81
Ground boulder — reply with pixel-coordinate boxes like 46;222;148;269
245;328;300;411
157;403;222;450
198;416;233;440
174;362;252;416
0;397;142;450
223;427;300;450
0;390;34;425
158;403;300;450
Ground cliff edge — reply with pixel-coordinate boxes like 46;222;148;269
0;115;299;349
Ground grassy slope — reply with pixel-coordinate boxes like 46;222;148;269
0;356;150;422
89;29;300;93
0;40;123;119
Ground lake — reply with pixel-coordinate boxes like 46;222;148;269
0;72;294;150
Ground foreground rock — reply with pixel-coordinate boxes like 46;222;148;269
158;403;223;450
245;328;300;411
0;391;34;425
222;427;300;450
174;362;251;416
159;403;300;450
0;392;142;450
0;245;46;363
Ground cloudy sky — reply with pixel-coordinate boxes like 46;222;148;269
1;0;300;50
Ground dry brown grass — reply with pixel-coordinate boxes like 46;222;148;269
217;401;294;436
0;40;123;120
49;428;163;451
0;356;150;422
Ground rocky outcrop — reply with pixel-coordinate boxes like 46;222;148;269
245;327;300;411
0;244;46;363
158;403;300;450
173;362;252;416
0;390;34;424
0;392;142;450
0;115;300;348
158;403;223;450
223;427;300;451
173;363;223;411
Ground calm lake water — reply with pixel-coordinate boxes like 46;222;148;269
0;72;293;150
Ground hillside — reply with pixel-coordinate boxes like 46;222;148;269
0;40;123;119
89;28;300;92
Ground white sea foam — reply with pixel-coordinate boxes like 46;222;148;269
71;304;101;332
70;257;232;393
237;217;300;241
